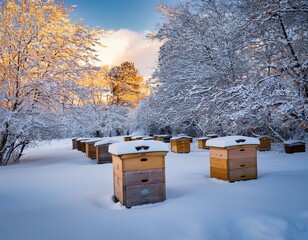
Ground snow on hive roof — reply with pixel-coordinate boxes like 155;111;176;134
207;134;218;137
206;136;260;148
170;136;192;141
142;136;154;140
95;139;119;147
76;138;90;141
197;137;209;140
283;140;305;146
108;140;169;155
85;138;103;144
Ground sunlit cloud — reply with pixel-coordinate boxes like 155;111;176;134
94;29;161;79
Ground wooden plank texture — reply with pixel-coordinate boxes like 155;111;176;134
86;143;97;159
229;167;257;181
228;157;256;169
96;145;112;164
228;147;257;159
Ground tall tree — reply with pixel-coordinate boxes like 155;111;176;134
107;61;146;107
0;0;103;165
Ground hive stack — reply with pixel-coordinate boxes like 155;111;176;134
109;140;169;208
197;137;209;149
85;138;103;159
257;136;271;151
283;140;306;154
95;139;118;164
170;136;192;153
207;136;259;182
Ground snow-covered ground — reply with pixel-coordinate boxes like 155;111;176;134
0;138;307;240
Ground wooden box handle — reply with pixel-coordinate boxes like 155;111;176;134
141;179;148;183
140;158;148;162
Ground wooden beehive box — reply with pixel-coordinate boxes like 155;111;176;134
197;137;209;149
257;136;271;151
124;136;131;141
76;138;89;152
170;136;192;153
207;136;259;182
85;138;103;159
95;139;118;164
283;140;306;154
72;137;79;150
154;135;172;143
109;140;169;208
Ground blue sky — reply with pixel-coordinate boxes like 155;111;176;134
65;0;174;32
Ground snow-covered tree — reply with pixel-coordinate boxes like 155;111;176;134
132;0;307;141
0;0;104;165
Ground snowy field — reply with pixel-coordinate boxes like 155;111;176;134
0;138;308;240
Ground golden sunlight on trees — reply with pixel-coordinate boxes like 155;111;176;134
107;61;148;107
0;0;104;165
79;62;149;107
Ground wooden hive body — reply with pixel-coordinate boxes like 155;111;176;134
170;138;191;153
76;138;89;152
197;137;209;149
124;136;132;142
72;138;78;150
257;137;271;151
96;144;113;164
112;151;167;208
85;142;98;159
209;145;258;182
284;143;306;154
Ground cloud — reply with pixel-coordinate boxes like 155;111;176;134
94;29;161;79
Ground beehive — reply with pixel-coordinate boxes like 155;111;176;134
109;140;169;208
85;138;103;159
95;139;118;164
72;137;79;150
257;136;271;151
197;137;209;149
154;135;172;143
207;136;259;182
283;140;306;154
76;138;90;152
124;136;132;141
170;136;192;153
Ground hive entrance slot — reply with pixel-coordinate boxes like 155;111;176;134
135;146;149;151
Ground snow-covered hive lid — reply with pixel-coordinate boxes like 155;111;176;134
283;140;305;146
170;136;192;141
95;139;118;147
197;137;209;140
109;140;169;155
206;136;260;148
77;138;90;142
85;138;103;144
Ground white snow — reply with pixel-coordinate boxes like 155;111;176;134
108;140;169;155
170;136;192;140
0;138;308;240
283;140;306;146
197;137;209;140
86;138;104;144
94;139;118;147
206;135;260;148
